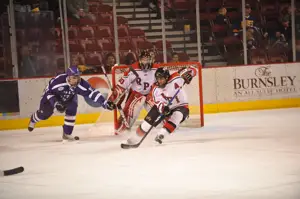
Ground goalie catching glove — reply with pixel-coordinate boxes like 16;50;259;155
178;67;196;84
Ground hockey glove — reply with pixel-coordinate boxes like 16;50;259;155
156;102;170;116
55;102;66;113
103;100;116;111
179;68;193;84
162;106;171;116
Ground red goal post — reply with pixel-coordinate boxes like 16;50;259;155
111;62;204;129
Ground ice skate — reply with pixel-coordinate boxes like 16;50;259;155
155;134;164;144
28;121;36;132
62;133;79;142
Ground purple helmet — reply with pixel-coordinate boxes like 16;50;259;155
66;65;80;76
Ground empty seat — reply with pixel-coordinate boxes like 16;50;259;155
118;25;129;38
172;0;190;11
68;26;79;39
129;28;145;37
102;42;115;52
177;52;190;62
69;40;84;53
98;4;113;13
119;40;134;52
154;40;172;51
117;16;128;25
85;52;103;65
137;41;154;51
132;37;146;50
82;39;102;52
78;26;94;38
94;26;112;38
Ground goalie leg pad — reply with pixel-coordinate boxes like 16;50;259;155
115;91;146;134
124;91;146;126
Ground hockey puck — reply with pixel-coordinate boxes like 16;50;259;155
74;136;80;140
1;166;24;176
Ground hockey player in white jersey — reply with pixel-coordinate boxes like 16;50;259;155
108;50;160;135
125;66;197;144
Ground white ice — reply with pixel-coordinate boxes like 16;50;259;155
0;108;300;199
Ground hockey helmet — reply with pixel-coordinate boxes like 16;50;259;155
66;65;81;87
155;67;170;88
139;50;154;71
67;65;81;76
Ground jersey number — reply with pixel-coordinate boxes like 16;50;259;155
161;93;180;103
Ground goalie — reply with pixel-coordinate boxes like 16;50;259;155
125;66;197;145
108;50;159;135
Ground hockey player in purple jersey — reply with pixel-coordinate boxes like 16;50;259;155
28;66;115;141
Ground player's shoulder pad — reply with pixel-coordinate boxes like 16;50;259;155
77;78;90;91
168;72;181;83
49;74;68;89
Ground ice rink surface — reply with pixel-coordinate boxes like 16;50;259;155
1;108;300;199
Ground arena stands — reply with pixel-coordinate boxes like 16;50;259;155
0;0;300;77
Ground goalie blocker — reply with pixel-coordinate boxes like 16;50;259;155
125;66;197;145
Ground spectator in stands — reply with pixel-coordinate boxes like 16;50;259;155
124;53;136;65
171;52;179;63
233;4;256;37
280;6;292;23
19;45;37;78
104;53;116;73
66;0;95;21
141;0;161;19
246;28;257;49
277;18;291;43
215;7;228;26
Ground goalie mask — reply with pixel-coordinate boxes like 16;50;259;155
155;67;170;88
66;65;81;88
139;50;154;71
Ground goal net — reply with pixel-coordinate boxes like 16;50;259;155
90;62;204;136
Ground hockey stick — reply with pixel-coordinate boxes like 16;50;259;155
101;65;130;128
0;166;24;176
120;83;186;149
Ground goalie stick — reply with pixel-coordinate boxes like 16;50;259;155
120;83;186;149
101;65;130;128
0;166;24;176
